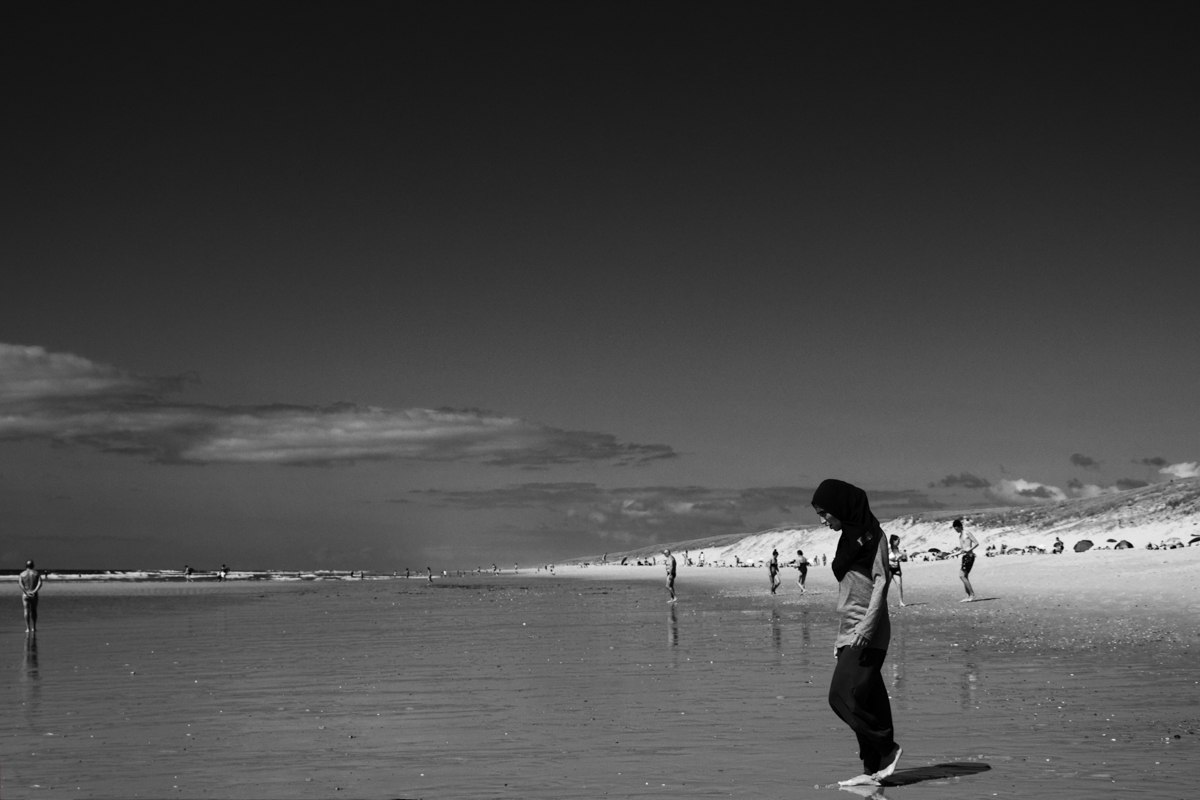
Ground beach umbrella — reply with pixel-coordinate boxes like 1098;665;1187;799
1189;536;1200;545
1116;540;1134;549
1106;538;1117;543
1073;539;1094;552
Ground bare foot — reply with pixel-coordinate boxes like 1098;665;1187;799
960;597;974;602
837;774;880;787
899;601;907;607
872;744;902;781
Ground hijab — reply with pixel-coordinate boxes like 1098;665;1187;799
811;478;886;581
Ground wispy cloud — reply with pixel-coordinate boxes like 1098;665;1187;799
0;344;677;467
1135;456;1169;468
1069;453;1100;470
930;472;991;489
1067;476;1149;498
1067;479;1118;498
416;482;939;545
1160;461;1200;479
984;478;1067;505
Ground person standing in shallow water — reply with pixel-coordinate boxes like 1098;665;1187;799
768;549;781;594
795;549;810;592
812;479;902;787
955;518;978;602
19;560;44;633
663;549;677;603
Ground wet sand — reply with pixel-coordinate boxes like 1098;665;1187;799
2;548;1198;798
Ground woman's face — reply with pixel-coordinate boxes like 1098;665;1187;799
813;505;842;531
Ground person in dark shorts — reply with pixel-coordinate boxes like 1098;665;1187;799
954;518;978;602
795;549;810;593
768;549;781;594
813;479;902;787
19;561;44;633
663;549;677;603
888;535;906;607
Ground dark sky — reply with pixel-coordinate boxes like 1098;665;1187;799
3;4;1198;570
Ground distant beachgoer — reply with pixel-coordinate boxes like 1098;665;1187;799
426;566;433;583
663;549;677;603
19;561;44;633
220;564;229;581
822;554;827;567
888;535;906;607
1052;537;1064;555
184;565;194;582
812;479;902;787
955;519;978;602
768;549;781;594
796;550;810;592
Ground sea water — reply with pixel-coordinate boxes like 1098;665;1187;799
1;576;1195;798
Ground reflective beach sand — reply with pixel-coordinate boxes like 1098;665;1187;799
2;551;1198;798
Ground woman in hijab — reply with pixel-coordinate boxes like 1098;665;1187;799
812;478;902;787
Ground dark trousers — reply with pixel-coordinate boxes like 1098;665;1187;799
829;645;896;773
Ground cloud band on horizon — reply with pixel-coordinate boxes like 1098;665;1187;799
0;343;678;467
414;482;940;546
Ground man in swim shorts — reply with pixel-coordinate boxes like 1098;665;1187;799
19;560;44;633
955;518;978;602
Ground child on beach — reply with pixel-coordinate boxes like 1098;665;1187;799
812;479;902;787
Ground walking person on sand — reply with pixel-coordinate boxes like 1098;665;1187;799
768;549;781;594
812;479;902;787
795;549;810;593
663;549;677;603
955;518;978;602
19;561;44;633
888;535;906;607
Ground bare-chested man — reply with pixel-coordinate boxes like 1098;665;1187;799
663;549;677;603
954;518;978;602
19;561;44;633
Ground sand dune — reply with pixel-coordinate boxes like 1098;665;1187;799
570;477;1200;568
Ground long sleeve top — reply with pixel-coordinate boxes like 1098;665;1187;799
834;534;891;651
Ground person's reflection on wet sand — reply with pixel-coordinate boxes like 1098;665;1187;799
668;604;678;648
960;657;978;710
23;633;39;679
22;633;40;722
889;633;906;698
771;609;782;652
